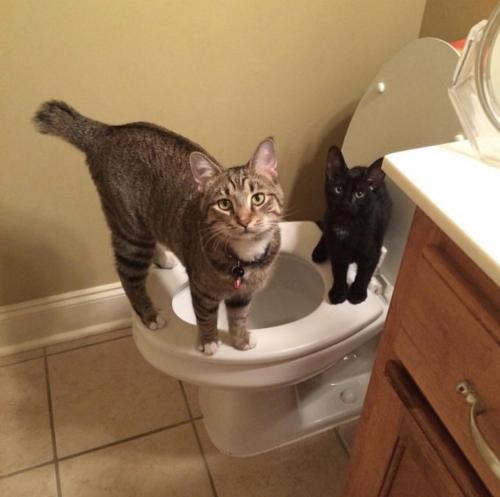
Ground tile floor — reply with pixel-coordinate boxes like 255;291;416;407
0;328;352;497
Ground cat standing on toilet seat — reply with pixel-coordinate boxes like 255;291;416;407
312;146;391;304
33;101;284;355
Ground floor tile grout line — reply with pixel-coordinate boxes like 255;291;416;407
179;382;195;419
179;382;219;497
0;460;55;480
57;419;195;463
44;354;63;497
190;420;220;497
45;332;132;357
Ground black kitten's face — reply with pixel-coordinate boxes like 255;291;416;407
325;146;385;215
327;167;376;214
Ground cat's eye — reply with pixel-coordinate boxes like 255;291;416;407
217;198;232;211
333;186;344;194
354;190;366;199
251;193;266;206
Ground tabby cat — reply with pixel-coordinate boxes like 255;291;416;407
312;145;391;304
33;101;283;355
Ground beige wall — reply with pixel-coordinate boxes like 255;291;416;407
420;0;498;40
1;0;426;305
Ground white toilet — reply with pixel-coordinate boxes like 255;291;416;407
133;38;463;456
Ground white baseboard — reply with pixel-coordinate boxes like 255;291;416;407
0;282;132;357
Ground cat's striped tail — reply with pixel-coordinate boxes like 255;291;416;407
33;100;106;153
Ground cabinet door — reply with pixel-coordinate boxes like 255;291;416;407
341;362;490;497
381;412;469;497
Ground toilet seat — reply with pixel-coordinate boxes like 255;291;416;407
134;222;384;367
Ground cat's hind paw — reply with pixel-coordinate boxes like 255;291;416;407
153;249;178;269
147;314;167;330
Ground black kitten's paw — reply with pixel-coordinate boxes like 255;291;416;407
347;287;367;304
328;286;347;304
312;243;328;263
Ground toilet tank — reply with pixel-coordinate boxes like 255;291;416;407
341;38;462;286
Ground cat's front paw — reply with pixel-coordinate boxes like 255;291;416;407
328;286;348;304
232;332;257;351
312;244;328;263
198;340;220;356
347;286;367;304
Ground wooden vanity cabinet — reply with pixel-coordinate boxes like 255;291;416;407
341;208;499;497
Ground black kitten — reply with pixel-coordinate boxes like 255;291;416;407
312;146;391;304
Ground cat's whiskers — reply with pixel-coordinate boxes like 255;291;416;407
200;228;221;250
202;225;233;256
202;228;225;250
280;206;305;220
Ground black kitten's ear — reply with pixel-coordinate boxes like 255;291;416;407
190;152;223;192
326;146;347;179
367;157;385;190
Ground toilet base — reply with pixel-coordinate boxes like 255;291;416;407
198;336;377;457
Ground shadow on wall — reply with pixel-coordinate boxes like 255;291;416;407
0;206;95;307
287;106;355;222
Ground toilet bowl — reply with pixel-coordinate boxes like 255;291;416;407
134;221;387;455
133;37;463;456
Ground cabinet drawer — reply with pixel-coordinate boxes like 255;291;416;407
393;230;500;493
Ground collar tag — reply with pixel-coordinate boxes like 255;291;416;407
231;263;245;289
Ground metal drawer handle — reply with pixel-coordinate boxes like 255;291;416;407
456;380;500;480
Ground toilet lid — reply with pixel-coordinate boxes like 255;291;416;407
341;38;462;287
137;222;385;365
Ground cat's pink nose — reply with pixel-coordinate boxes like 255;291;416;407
236;213;251;227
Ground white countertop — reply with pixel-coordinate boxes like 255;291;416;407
383;141;500;287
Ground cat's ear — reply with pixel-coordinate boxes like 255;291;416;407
190;152;223;192
250;137;278;178
367;157;385;190
326;146;347;179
